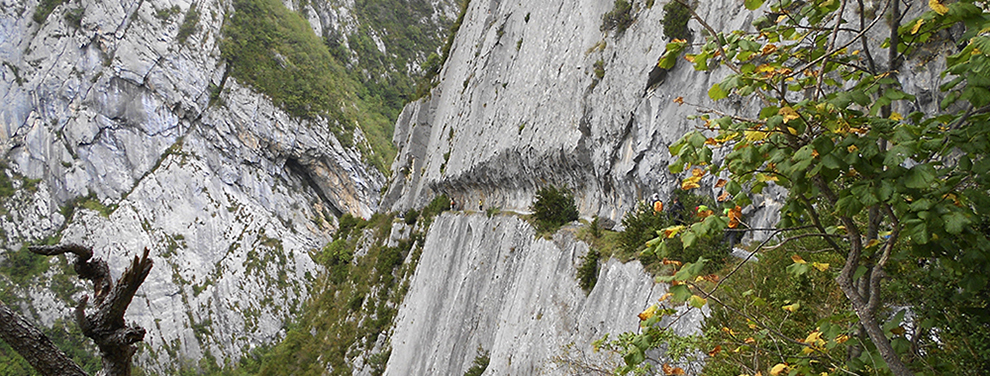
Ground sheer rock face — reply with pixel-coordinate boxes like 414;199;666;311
381;0;947;374
0;0;409;371
383;0;943;225
383;0;766;223
385;213;704;375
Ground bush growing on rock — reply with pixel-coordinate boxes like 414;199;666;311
662;0;692;41
601;0;634;34
531;186;579;233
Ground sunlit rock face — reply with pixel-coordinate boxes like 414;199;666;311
0;0;426;371
382;0;772;223
385;212;703;375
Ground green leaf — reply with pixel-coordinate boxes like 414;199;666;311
943;211;971;235
689;294;707;308
883;309;907;334
853;265;869;281
709;83;728;101
669;284;693;302
681;230;697;248
745;0;765;10
904;164;937;189
624;348;645;366
787;262;810;276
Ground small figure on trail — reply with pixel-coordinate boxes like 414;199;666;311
651;193;664;214
479;199;483;212
450;198;457;211
668;196;685;224
723;205;744;249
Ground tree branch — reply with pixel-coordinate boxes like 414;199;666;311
22;244;154;376
0;300;88;376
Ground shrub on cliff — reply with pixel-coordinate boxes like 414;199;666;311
601;0;634;34
662;0;692;41
531;186;579;233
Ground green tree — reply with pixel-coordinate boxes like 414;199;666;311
531;186;579;233
608;0;990;375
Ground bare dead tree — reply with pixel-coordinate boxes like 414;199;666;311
0;244;153;376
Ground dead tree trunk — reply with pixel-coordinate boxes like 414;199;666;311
0;244;153;376
0;301;88;375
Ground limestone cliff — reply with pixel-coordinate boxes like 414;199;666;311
380;0;947;374
385;213;703;375
0;0;452;372
382;0;759;221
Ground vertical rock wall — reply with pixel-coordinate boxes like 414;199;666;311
0;0;441;371
382;0;763;222
386;212;703;375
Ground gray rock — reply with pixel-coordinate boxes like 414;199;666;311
0;0;415;371
385;213;702;375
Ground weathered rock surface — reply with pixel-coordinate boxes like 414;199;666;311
383;0;942;226
0;0;454;371
381;0;947;374
382;0;760;221
386;212;703;375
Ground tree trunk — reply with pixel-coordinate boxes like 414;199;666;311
0;300;88;376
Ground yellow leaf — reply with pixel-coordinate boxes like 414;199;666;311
728;205;742;228
762;44;778;56
662;363;686;375
744;337;756;344
770;363;788;376
721;327;737;336
756;173;777;182
911;18;924;34
782;302;801;312
787;127;798;135
717;190;731;202
847;144;859;153
745;130;767;142
804;330;824;345
776;14;787;23
691;167;706;177
638;304;658;321
779;106;800;123
681;180;701;190
835;334;850;344
811;262;829;272
929;0;949;15
689;294;708;308
889;111;903;121
791;254;806;264
708;345;722;357
715;178;727;188
673;96;684;105
684;54;696;63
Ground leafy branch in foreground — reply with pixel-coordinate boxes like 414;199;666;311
612;0;990;375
